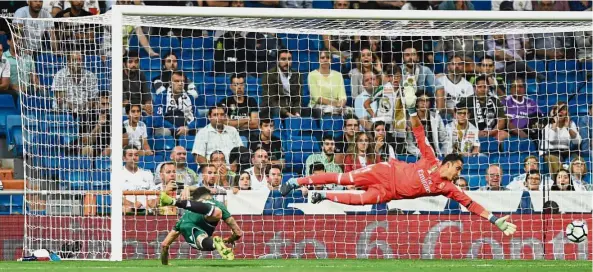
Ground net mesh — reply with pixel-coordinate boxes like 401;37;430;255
7;10;593;260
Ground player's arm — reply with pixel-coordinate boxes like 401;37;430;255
223;216;243;246
405;90;437;163
443;183;517;236
160;230;180;265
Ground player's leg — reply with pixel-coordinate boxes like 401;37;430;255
280;169;378;196
312;187;385;205
187;228;233;260
159;192;215;216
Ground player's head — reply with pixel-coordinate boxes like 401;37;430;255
191;186;212;200
123;146;139;168
267;164;282;189
439;153;464;181
160;162;176;184
201;164;219;186
310;162;326;175
321;134;336;156
125;104;142;124
524;169;541;191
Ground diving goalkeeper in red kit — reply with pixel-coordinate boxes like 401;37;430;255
280;85;517;236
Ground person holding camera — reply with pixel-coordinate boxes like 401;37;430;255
540;102;581;175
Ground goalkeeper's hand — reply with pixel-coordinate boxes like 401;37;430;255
494;215;517;236
223;237;236;248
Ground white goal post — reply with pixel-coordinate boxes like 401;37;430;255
10;5;593;262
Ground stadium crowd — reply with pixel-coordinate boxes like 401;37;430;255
0;0;592;213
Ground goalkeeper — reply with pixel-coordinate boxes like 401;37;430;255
280;78;517;236
159;187;243;264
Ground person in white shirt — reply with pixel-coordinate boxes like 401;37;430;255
506;156;553;191
192;106;244;165
444;105;481;157
121;147;157;213
0;46;11;92
123;104;153;156
14;1;54;51
540;102;581;175
435;55;474;116
354;71;377;130
244;148;270;191
569;157;591;191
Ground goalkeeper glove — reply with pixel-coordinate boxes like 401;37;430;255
490;215;517;236
403;75;417;114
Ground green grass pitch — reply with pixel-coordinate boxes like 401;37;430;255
0;259;591;272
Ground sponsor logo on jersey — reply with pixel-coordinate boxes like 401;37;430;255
417;170;432;193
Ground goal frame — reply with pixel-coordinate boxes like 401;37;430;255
109;6;592;261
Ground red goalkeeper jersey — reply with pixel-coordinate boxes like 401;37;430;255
388;126;488;218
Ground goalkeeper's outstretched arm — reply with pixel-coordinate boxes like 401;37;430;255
223;216;243;246
160;230;180;265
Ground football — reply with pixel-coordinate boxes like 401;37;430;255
566;220;588;243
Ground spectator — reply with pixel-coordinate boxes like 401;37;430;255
373;121;396;161
576;30;592;61
540;102;581;174
438;0;474;10
229;146;252;174
491;0;532;10
267;164;282;190
75;91;111;157
454;177;469;191
153;52;197;97
349;46;381;99
354;70;378;130
200;164;227;196
570;0;592;11
524;169;542;191
550;168;575;191
49;0;100;16
376;0;406;9
344;132;380;173
310;162;326;176
217;73;259;137
506;155;553;190
192;106;244;165
245;31;284;75
231;171;251;194
123;51;152;114
468;56;505;99
533;0;569;11
154;146;199;187
248;118;283;166
121;146;157;213
244;148;270;191
364;65;407;148
53;0;98;53
308;51;348;116
214;30;247;74
197;0;230;7
305;134;343;175
4;32;38;96
13;0;53;51
52;50;99;112
280;0;312;8
569;156;591;191
459;75;509;143
444;101;481;157
435;34;482;72
400;43;436;94
123;104;153;156
322;0;358;64
504;77;542;139
208;150;233;187
261;49;305;118
402;1;433;10
334;114;360;164
486;35;539;80
478;164;507;191
406;90;449;158
154;71;198;138
0;43;10;93
435;55;474;116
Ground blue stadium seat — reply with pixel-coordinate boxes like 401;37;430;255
59;170;94;190
95;157;111;169
312;0;333;9
496;153;532;175
0;194;24;215
150;136;176;152
91;171;111;190
181;36;214;51
396;155;417;163
285;117;319;137
502;137;537;153
479;137;499;154
286;135;320;153
0;94;18;135
465;175;484;190
462;155;489;175
569;94;592;116
320;116;344;137
178;135;196;152
140;57;162;71
5;115;22;150
471;0;492;10
548;60;579;82
285;151;313;174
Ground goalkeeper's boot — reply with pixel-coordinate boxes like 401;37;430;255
402;75;417;109
213;236;234;260
310;192;326;204
280;178;299;196
159;192;176;207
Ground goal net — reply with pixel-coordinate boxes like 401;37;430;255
8;6;593;261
